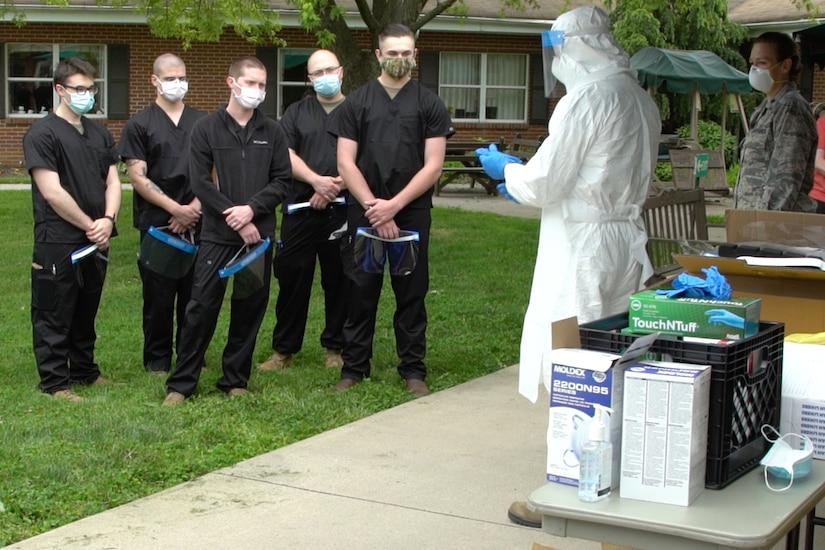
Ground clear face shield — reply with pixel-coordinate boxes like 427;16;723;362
541;30;565;97
218;237;271;300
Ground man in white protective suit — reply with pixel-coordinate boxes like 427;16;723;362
476;5;661;527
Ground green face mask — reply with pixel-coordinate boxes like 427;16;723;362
380;57;416;79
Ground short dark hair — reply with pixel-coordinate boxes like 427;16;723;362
229;56;266;80
53;57;96;87
753;32;802;79
379;23;415;47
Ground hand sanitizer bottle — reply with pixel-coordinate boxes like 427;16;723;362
578;404;613;502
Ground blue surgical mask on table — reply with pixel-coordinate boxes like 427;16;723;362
66;91;96;115
312;74;341;97
760;425;813;492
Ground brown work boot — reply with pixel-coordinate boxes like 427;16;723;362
507;501;541;529
324;348;343;368
258;352;293;371
161;391;186;407
333;378;359;391
405;379;430;396
227;388;250;398
52;389;84;403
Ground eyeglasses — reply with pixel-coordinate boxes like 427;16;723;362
62;84;98;94
308;66;341;79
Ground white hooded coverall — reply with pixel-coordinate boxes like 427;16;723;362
504;6;662;402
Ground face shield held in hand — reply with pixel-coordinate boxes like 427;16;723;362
71;243;109;293
139;226;199;279
353;227;420;276
218;237;271;299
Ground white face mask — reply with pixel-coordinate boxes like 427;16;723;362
748;65;774;94
159;79;188;102
231;78;266;110
759;425;813;492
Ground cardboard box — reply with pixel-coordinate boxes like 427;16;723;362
546;329;658;488
620;360;711;506
627;289;760;340
674;209;825;335
780;342;825;459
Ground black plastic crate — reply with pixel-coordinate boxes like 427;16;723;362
579;313;784;490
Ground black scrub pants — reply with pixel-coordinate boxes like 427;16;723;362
340;206;430;382
138;230;196;372
271;209;347;355
31;242;107;393
166;241;272;397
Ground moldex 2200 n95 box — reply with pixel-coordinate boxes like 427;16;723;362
546;333;658;487
628;289;761;341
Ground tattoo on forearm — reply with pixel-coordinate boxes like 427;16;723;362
146;181;164;195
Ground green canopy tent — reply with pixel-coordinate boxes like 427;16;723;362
629;47;751;148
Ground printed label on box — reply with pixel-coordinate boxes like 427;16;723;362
628;290;761;340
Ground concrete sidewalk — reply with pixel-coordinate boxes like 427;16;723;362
6;366;595;550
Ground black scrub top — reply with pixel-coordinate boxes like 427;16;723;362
329;79;454;209
119;103;206;230
24;113;119;244
278;95;343;209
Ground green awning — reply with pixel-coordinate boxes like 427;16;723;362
630;47;751;95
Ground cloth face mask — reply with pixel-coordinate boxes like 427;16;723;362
380;57;416;79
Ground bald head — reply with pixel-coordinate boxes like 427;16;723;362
153;53;185;75
307;49;340;76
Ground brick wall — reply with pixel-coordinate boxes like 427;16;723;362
0;22;552;166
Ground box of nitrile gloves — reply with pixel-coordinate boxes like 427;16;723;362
627;290;761;341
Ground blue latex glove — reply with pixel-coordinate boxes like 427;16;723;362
497;183;519;203
474;143;521;181
705;309;745;329
655;265;732;300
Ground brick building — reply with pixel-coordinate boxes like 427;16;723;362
0;0;824;166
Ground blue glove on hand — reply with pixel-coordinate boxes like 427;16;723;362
474;143;521;181
705;309;745;329
497;183;519;203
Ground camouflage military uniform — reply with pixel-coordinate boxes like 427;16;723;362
734;82;817;211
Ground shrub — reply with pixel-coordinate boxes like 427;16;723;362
676;120;737;168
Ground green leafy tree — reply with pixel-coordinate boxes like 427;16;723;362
604;0;819;134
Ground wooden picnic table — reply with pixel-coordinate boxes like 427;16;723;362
436;139;504;196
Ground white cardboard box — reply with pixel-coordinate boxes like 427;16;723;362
620;360;711;506
780;342;825;459
545;332;658;487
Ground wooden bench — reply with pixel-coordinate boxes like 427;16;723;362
668;149;729;195
437;137;504;196
507;133;543;163
642;188;716;282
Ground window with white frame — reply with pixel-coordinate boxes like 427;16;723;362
6;44;106;117
278;48;314;117
440;52;528;122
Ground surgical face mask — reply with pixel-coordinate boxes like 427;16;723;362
231;78;266;110
312;74;341;97
65;90;96;115
159;79;189;102
380;56;416;79
759;425;813;492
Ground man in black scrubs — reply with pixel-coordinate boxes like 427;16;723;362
120;53;205;374
23;57;122;402
329;23;453;396
163;56;291;405
259;49;348;372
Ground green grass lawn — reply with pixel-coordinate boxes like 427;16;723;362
0;189;538;546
